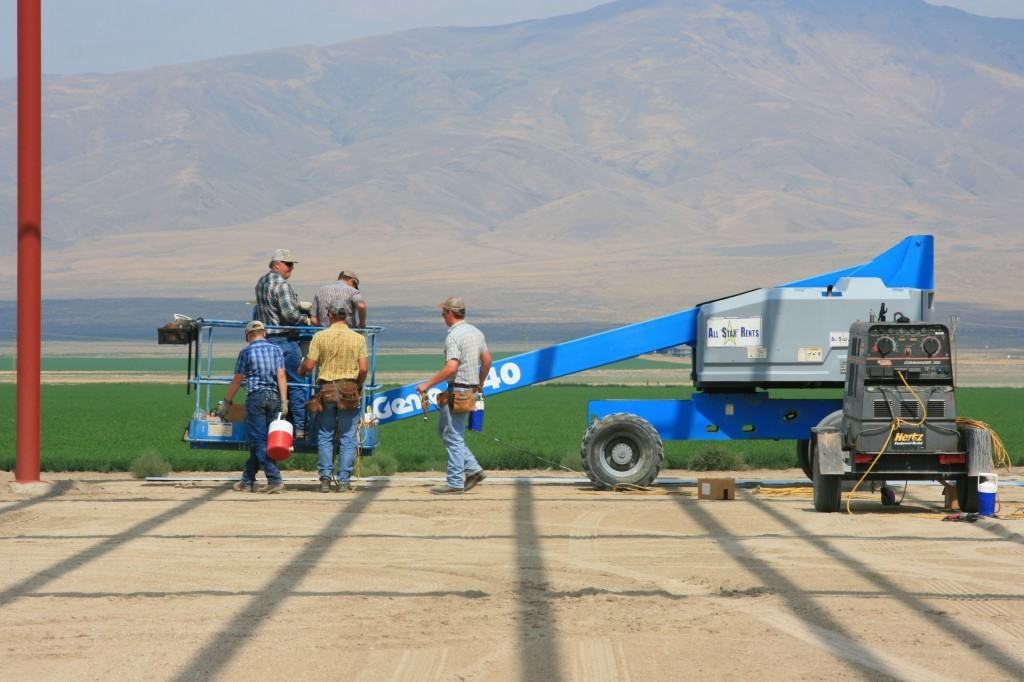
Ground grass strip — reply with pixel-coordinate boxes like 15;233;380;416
0;384;1019;472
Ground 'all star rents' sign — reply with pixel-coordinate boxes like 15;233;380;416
706;317;762;348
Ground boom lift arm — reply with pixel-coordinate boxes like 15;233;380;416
371;235;934;423
172;235;935;490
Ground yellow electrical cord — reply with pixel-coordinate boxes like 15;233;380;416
845;370;927;514
353;414;374;481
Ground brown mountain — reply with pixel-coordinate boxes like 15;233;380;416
1;0;1022;319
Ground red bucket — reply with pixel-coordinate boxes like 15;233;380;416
267;417;293;461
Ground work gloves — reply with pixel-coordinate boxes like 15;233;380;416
217;400;232;420
280;399;290;417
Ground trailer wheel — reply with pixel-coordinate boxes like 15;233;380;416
581;413;663;489
955;475;979;513
811;410;843;512
796;440;811;480
812;445;842;512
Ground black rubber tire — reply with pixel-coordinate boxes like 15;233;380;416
811;410;844;512
812;440;843;512
581;413;664;489
956;475;979;513
796;440;812;480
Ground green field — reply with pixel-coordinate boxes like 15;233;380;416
0;353;685;374
0;384;1020;472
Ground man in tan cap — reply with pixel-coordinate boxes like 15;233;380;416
222;320;289;493
255;248;311;437
416;296;492;494
311;269;367;329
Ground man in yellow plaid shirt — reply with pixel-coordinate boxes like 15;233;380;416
299;301;368;492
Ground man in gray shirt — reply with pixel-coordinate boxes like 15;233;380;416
416;296;492;494
311;270;367;329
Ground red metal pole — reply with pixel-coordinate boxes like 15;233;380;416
16;0;42;482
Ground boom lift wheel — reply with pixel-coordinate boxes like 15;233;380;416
811;410;843;513
581;413;663;489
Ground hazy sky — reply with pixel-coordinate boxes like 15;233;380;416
1;0;1023;79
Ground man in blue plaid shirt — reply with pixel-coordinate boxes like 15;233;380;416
255;248;311;437
223;320;289;493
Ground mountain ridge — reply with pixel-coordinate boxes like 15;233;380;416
0;0;1021;318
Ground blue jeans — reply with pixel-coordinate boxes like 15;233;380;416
316;401;360;483
266;335;308;433
242;390;283;484
437;395;482;489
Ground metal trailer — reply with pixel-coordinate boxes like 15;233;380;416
167;320;384;454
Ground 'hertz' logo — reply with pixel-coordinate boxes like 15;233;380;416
893;432;924;445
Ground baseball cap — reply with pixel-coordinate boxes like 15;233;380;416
270;248;298;263
438;296;466;313
328;301;349;317
338;270;360;287
244;320;266;335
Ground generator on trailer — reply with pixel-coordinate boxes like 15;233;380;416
166;235;985;510
810;319;977;512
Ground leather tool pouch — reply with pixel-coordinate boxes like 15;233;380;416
450;389;477;414
307;380;361;414
337;380;360;409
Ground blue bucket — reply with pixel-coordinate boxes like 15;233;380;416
978;474;997;516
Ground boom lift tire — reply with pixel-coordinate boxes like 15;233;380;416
582;413;663;489
811;410;843;513
955;475;979;514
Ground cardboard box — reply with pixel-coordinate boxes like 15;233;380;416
697;477;736;500
204;404;246;422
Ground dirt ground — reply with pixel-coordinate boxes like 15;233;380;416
2;468;1024;681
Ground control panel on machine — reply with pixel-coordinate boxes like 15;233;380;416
848;322;953;382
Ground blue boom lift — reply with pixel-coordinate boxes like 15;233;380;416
169;236;952;505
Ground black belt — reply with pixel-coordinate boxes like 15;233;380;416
450;382;478;389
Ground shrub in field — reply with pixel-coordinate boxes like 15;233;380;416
559;451;583;472
685;446;747;472
130;452;172;478
361;452;398;476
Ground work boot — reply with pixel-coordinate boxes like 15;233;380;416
464;470;487;492
232;481;254;492
260;482;285;494
430;485;464;495
335;481;353;492
319;477;331;493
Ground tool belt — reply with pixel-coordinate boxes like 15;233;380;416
306;379;360;414
438;383;478;414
